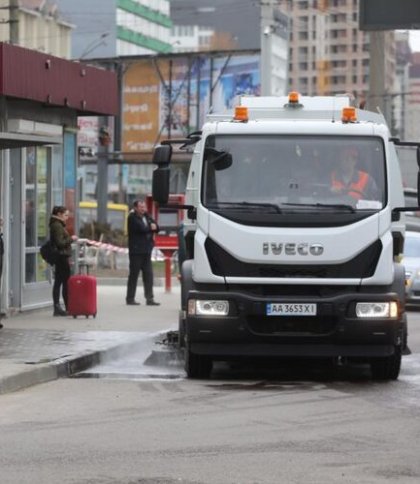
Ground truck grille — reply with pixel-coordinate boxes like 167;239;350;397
247;315;337;336
205;238;382;279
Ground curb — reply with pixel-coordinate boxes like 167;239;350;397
0;364;59;395
0;335;164;395
0;349;105;395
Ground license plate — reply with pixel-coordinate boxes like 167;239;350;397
266;303;317;316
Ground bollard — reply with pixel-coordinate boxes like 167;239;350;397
164;255;172;293
158;246;177;293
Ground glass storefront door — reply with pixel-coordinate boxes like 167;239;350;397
4;128;75;313
25;146;50;284
21;144;65;309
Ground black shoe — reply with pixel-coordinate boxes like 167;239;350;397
126;300;140;306
146;300;160;306
53;305;67;316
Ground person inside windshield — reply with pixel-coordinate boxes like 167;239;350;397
331;146;379;200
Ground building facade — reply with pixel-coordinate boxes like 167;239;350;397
0;0;73;58
282;0;395;104
394;31;412;140
55;0;172;59
170;1;398;111
170;24;215;53
0;44;118;315
170;0;260;51
405;54;420;142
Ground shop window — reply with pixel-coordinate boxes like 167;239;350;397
37;147;48;248
25;253;36;283
24;146;52;284
52;145;63;207
25;147;36;248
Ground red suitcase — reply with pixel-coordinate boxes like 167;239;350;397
67;269;97;318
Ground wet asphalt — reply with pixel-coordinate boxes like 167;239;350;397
0;281;181;394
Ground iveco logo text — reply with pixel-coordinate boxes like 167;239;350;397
262;243;324;256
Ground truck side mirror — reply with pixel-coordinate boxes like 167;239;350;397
152;167;170;205
152;144;172;204
153;144;172;166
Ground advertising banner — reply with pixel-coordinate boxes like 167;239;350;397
122;51;260;157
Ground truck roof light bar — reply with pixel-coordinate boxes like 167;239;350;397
233;106;249;122
289;91;299;103
342;106;357;123
284;91;303;109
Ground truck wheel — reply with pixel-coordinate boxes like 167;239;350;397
185;345;212;379
181;260;194;311
370;347;402;381
178;310;186;349
401;314;410;355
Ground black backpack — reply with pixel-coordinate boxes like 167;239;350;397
40;240;59;266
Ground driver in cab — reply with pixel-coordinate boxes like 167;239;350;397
331;146;379;201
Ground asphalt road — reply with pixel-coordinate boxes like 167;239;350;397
0;311;420;483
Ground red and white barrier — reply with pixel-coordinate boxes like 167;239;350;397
75;238;166;261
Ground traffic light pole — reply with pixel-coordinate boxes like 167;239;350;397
97;116;109;227
260;0;273;95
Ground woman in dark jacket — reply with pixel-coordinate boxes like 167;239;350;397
49;206;73;316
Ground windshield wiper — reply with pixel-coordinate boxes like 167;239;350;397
282;202;356;213
208;201;282;213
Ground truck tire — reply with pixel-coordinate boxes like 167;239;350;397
181;259;194;310
370;347;401;381
391;263;406;305
185;343;212;379
180;259;213;378
401;313;410;355
178;310;186;349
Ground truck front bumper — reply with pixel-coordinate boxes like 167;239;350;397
186;290;405;359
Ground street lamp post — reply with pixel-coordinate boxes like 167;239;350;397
97;120;110;227
260;1;273;95
79;32;110;59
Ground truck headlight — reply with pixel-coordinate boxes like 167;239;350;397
355;302;398;318
188;299;229;316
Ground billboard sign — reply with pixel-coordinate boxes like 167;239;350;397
122;51;260;157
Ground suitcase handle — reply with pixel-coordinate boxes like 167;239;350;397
78;263;91;275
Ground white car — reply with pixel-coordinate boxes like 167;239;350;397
403;231;420;306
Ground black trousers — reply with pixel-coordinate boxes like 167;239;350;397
53;255;71;308
126;253;154;303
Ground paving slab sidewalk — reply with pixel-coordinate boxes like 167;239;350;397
0;283;180;394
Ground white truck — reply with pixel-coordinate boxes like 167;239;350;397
152;93;419;380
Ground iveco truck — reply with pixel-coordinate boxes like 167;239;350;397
152;93;420;380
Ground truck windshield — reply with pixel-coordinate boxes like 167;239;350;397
202;135;386;212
